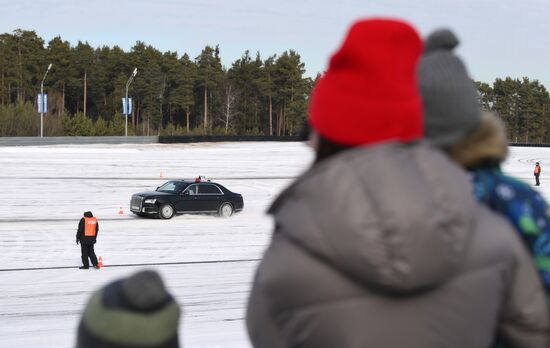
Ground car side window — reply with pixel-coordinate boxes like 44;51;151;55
185;184;198;195
198;184;223;195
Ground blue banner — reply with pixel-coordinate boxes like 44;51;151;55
122;97;132;116
37;93;48;113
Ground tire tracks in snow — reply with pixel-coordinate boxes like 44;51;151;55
0;258;261;272
0;176;296;181
0;217;136;223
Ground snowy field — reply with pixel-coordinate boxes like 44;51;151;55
0;142;313;348
0;142;548;347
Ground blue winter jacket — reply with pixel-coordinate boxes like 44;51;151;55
471;166;550;301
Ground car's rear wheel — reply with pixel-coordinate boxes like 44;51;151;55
219;202;234;218
159;204;175;219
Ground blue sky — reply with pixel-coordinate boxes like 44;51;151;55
1;0;549;88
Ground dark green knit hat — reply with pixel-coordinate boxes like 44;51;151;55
76;270;181;348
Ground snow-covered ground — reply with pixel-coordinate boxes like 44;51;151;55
0;142;313;348
0;142;548;347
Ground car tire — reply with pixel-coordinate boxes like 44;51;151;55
219;202;234;218
159;204;175;219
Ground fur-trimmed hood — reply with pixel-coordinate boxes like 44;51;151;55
448;111;508;169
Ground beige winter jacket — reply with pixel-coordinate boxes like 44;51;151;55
247;142;549;348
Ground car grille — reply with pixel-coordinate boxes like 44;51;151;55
131;195;144;212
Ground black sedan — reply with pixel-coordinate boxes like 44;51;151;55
130;180;244;219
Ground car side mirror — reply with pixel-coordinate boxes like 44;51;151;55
183;191;189;196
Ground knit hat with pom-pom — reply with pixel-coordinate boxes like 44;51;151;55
418;29;481;148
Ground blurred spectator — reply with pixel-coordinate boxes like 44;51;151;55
419;29;550;305
246;18;549;348
76;269;181;348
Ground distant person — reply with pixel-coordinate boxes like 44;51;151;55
76;269;181;348
246;18;549;348
76;211;99;269
418;29;550;303
535;162;541;186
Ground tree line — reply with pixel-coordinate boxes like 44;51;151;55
0;29;315;136
476;77;550;143
2;29;550;141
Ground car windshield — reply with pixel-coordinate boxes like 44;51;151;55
156;181;187;193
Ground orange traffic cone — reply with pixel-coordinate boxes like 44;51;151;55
118;207;124;215
97;256;103;269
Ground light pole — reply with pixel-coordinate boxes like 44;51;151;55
40;63;52;137
125;68;138;136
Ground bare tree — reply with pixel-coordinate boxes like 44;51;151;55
218;82;239;134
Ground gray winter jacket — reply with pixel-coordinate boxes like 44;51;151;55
247;142;549;348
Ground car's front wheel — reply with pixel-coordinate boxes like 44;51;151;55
219;202;234;218
159;204;175;219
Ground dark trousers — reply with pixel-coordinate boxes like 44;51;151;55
535;174;540;186
80;243;98;267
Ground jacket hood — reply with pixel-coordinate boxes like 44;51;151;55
448;111;508;169
84;211;93;218
269;142;476;294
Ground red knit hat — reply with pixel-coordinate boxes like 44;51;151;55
309;18;424;146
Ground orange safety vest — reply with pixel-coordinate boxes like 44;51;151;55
84;217;97;237
535;165;541;174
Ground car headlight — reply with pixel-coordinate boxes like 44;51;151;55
144;198;157;204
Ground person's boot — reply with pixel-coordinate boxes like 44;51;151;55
79;266;89;269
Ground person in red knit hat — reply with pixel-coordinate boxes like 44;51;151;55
246;18;548;348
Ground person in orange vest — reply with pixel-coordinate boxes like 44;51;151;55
76;211;99;269
534;162;542;186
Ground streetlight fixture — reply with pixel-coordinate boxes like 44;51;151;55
40;63;52;137
125;68;138;136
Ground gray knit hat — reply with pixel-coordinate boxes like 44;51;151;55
418;29;481;148
76;270;181;348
